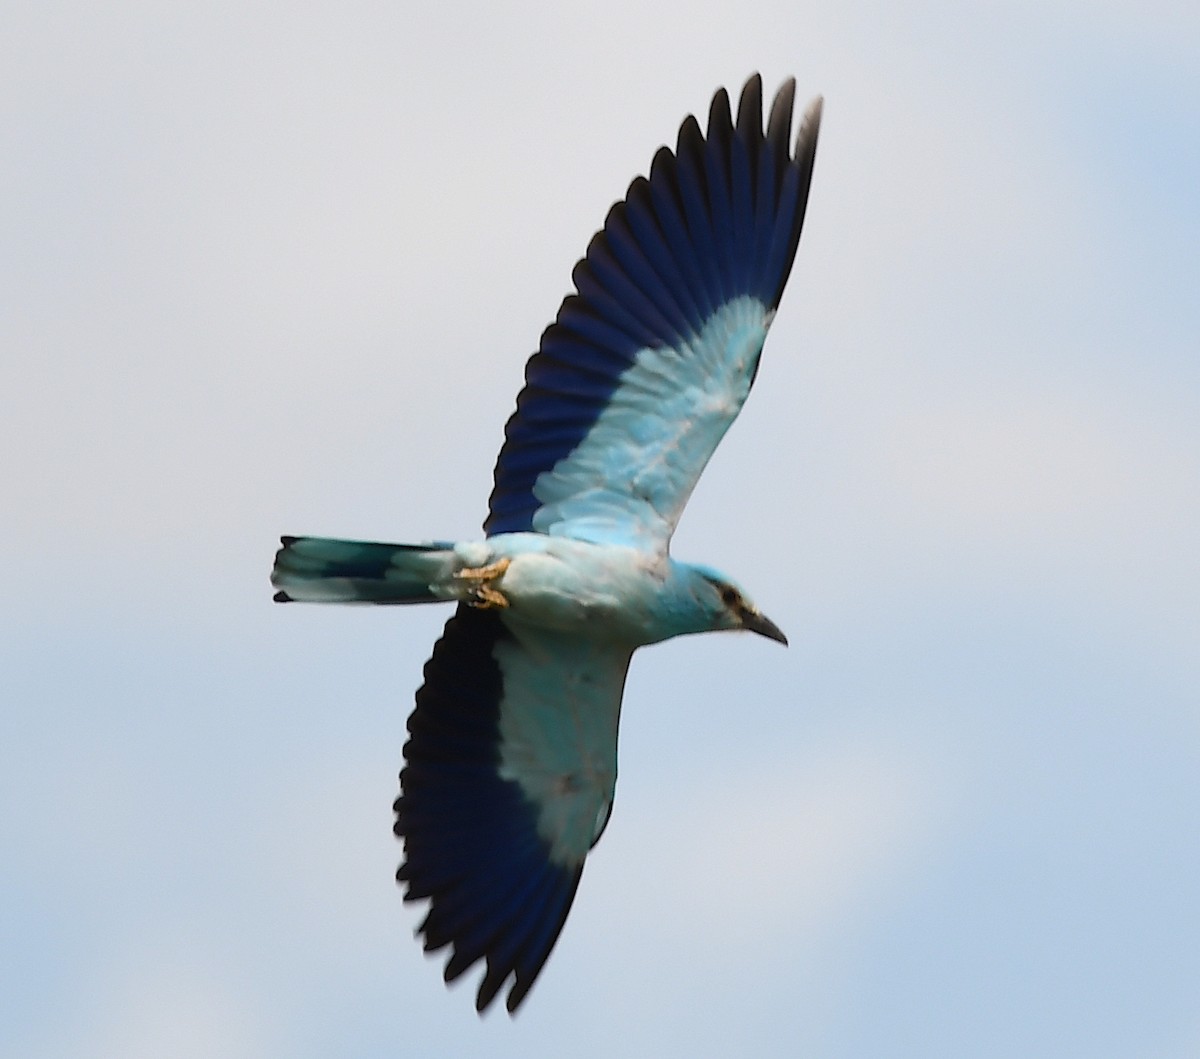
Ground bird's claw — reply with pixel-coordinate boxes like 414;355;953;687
456;557;511;609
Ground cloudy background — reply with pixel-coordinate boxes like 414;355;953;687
3;1;1197;1056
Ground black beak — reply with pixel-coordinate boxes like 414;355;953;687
742;609;788;646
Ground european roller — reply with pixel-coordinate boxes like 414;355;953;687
271;75;822;1013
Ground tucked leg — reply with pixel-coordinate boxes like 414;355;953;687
456;557;512;609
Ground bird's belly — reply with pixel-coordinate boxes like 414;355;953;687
498;544;661;643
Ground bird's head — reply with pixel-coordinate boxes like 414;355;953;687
688;564;788;645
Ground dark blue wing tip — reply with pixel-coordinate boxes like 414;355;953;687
395;824;584;1014
484;76;822;536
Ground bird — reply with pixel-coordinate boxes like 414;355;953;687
271;74;822;1014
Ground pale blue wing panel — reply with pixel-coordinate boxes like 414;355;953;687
395;605;631;1013
485;76;822;550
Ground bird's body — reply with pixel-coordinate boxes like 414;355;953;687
273;532;774;645
271;75;821;1013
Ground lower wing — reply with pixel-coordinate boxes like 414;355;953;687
395;604;632;1012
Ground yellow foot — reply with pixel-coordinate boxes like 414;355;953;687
456;557;512;609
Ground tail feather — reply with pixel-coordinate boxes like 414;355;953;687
271;536;459;604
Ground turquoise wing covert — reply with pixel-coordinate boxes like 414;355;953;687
485;76;822;552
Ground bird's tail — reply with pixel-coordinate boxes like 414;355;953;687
271;536;459;604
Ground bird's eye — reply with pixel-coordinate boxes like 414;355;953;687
720;585;739;607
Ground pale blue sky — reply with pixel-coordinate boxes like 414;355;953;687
3;2;1198;1056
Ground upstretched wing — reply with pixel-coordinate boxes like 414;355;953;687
485;75;822;552
395;605;632;1013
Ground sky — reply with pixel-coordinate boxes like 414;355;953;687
3;1;1198;1056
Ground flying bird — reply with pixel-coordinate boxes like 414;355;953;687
271;74;822;1013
